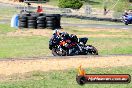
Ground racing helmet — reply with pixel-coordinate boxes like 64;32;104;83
70;34;78;42
53;29;60;35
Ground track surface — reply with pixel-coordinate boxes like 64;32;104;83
0;2;132;29
0;2;132;76
62;23;132;29
0;55;132;76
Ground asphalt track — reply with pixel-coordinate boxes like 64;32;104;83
0;2;132;29
0;54;132;61
62;23;132;29
0;20;132;29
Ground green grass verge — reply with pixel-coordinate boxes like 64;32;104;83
89;37;132;55
0;24;131;58
0;66;132;88
0;7;19;20
0;36;50;58
0;24;16;34
46;0;131;10
45;0;59;6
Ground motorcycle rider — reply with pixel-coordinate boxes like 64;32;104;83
50;29;80;55
49;30;98;56
60;32;81;55
49;29;61;49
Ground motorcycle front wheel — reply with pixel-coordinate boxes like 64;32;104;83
86;45;98;55
52;48;67;56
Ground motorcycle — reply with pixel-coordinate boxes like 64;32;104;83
49;34;98;56
122;15;132;25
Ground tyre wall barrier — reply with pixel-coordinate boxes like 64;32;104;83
18;13;61;30
61;14;122;22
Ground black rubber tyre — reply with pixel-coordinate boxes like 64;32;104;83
31;14;39;17
19;24;27;28
28;16;37;20
54;26;61;29
125;22;128;25
38;13;44;16
46;20;54;24
28;25;36;29
46;23;54;27
28;20;36;23
19;16;27;20
19;26;27;28
37;16;46;20
19;21;27;24
53;14;61;17
47;27;55;29
46;14;55;17
37;24;45;27
19;14;30;17
46;14;60;17
37;20;45;24
37;26;45;29
19;23;27;27
86;45;98;55
46;17;55;21
52;48;67;56
19;18;27;22
53;14;61;20
28;23;37;26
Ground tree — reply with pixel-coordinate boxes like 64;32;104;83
129;0;132;2
58;0;83;9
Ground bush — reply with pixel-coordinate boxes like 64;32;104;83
114;0;129;12
129;0;132;2
58;0;83;9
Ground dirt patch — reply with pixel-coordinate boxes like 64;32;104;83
78;34;132;38
79;28;129;33
7;29;53;37
0;55;132;76
6;28;131;38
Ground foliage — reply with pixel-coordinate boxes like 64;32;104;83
58;0;83;9
114;0;129;12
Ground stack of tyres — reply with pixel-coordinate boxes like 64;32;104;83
46;14;56;30
27;16;37;29
37;16;46;29
18;13;61;29
18;14;28;28
54;14;61;29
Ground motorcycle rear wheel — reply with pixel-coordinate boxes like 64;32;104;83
52;48;67;56
125;22;128;25
86;45;98;55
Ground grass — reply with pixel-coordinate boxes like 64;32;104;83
46;0;59;6
61;17;122;25
0;36;50;58
89;37;132;55
0;66;132;88
45;0;131;10
0;7;19;20
0;24;131;58
0;24;16;34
